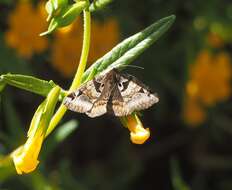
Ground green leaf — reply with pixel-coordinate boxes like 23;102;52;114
171;158;190;190
82;15;175;82
1;74;56;97
42;120;78;159
0;77;6;92
53;120;78;142
89;0;113;12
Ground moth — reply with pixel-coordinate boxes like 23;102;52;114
63;68;159;118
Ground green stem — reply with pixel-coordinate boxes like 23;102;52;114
70;10;91;90
45;9;91;137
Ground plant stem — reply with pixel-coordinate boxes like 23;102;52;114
70;11;91;90
45;9;91;137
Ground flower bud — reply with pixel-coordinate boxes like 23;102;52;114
41;1;87;36
45;0;68;21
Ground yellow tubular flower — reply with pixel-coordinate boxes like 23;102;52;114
12;128;44;174
51;18;119;77
121;114;150;144
5;2;48;58
11;86;60;174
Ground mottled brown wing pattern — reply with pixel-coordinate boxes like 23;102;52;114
86;73;116;118
111;85;127;116
63;69;159;118
111;73;159;116
86;99;108;117
63;74;105;113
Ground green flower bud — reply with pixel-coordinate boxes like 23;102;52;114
28;85;61;136
45;0;68;21
41;1;88;36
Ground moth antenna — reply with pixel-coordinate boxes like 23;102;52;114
117;65;144;70
102;64;144;75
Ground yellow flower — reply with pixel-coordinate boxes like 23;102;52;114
11;86;60;174
121;114;150;144
5;2;48;58
183;97;206;126
51;18;120;77
12;128;44;174
187;50;231;106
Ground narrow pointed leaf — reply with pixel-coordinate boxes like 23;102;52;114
1;74;59;97
82;15;175;82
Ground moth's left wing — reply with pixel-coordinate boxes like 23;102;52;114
112;74;159;116
86;78;115;118
63;75;104;113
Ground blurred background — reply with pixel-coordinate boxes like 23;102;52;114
1;0;232;189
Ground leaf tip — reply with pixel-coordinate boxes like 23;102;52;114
168;14;176;23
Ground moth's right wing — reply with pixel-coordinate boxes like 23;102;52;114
112;73;159;116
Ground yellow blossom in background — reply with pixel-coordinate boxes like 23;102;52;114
183;97;206;126
187;50;231;106
51;18;120;77
89;18;119;63
51;20;83;77
183;50;232;126
5;2;48;58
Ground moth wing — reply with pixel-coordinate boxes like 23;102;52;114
111;86;128;116
86;98;108;118
85;80;114;118
112;74;159;116
63;75;104;113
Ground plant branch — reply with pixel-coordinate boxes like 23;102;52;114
45;8;91;137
